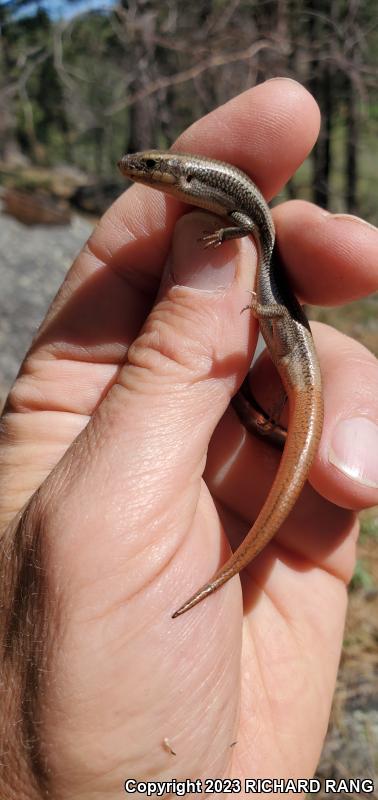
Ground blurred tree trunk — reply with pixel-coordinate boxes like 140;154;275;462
313;63;333;209
307;1;334;210
344;0;361;214
128;97;156;152
345;76;358;214
0;8;17;161
120;0;159;152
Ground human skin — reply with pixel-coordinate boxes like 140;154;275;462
1;78;378;799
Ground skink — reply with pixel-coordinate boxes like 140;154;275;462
118;151;324;618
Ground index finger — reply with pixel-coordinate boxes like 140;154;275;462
97;78;320;281
34;78;320;346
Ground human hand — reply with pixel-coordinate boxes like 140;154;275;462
1;78;377;799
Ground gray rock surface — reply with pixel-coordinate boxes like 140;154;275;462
0;210;93;404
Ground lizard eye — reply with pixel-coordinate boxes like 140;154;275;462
186;174;193;183
145;158;157;169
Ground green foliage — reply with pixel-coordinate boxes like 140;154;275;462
360;515;378;542
350;560;374;591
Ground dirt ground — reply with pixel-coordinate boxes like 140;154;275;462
311;290;378;792
316;518;378;793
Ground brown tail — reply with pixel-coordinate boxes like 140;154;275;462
172;386;323;618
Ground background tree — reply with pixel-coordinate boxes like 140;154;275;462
0;0;376;219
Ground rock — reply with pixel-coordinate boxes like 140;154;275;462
2;188;71;225
71;180;122;216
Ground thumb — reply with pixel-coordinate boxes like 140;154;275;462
52;211;258;612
